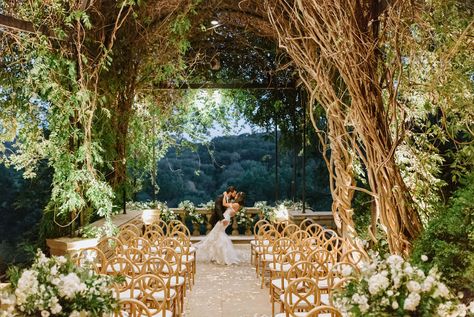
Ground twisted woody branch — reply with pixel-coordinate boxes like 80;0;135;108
266;0;423;255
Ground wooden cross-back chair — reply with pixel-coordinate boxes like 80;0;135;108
131;274;173;317
97;236;123;259
121;223;142;236
73;247;106;274
118;229;138;246
250;219;271;265
116;298;155;317
257;227;281;288
306;305;343;317
276;277;321;317
299;218;315;230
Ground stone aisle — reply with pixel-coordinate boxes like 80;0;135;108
184;244;271;317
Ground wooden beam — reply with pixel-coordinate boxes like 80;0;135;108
154;82;296;90
0;14;35;33
0;14;50;37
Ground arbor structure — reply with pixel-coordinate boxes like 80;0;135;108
0;0;472;254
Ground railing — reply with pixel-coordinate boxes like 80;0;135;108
167;207;263;236
138;207;335;236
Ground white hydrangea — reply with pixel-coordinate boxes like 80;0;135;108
57;273;86;299
433;282;450;298
15;270;39;305
437;302;468;317
421;276;435;292
351;293;369;313
387;255;403;268
407;281;421;293
368;273;390;295
391;301;399;309
403;292;421;311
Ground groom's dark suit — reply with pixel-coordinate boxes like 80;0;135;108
210;194;226;227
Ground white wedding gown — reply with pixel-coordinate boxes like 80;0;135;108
195;207;240;265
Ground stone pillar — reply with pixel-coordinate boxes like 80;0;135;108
205;212;212;234
231;217;239;236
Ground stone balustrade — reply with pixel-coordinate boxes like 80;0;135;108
168;207;263;236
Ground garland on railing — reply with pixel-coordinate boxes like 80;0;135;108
254;201;276;222
235;207;252;227
179;200;204;224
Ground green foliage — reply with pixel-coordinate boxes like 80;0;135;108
141;133;331;209
411;171;474;295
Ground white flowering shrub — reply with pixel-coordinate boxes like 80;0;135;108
254;201;276;222
235;207;252;228
1;250;117;316
179;200;203;224
334;253;474;317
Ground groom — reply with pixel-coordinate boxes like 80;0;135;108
211;186;237;227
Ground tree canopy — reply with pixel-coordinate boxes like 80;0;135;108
0;0;472;255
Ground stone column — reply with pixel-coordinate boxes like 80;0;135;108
231;217;239;236
205;212;212;234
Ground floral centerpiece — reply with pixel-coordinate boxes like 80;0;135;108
235;207;252;227
199;200;215;211
334;252;474;317
254;201;276;222
1;250;117;316
156;202;176;223
179;200;204;224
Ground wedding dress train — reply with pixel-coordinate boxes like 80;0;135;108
195;208;240;265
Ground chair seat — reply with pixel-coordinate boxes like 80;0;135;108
164;276;185;287
151;288;177;301
181;255;195;263
117;289;141;299
250;239;270;246
163;264;187;273
255;246;273;253
271;279;288;290
106;263;140;274
320;293;329;305
269;263;291;272
261;254;274;261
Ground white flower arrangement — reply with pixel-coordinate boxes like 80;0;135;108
254;201;276;222
1;250;117;316
156;202;176;223
334;252;474;317
235;207;252;227
179;200;204;224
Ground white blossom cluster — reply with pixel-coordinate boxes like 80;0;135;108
0;250;116;316
254;201;276;222
335;252;474;316
235;207;251;226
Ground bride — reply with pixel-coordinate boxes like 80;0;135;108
195;192;245;265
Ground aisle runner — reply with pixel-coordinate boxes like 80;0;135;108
184;245;270;317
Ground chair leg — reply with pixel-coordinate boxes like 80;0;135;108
261;261;266;288
256;255;260;277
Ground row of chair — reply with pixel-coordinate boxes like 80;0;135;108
251;219;366;316
73;218;196;317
